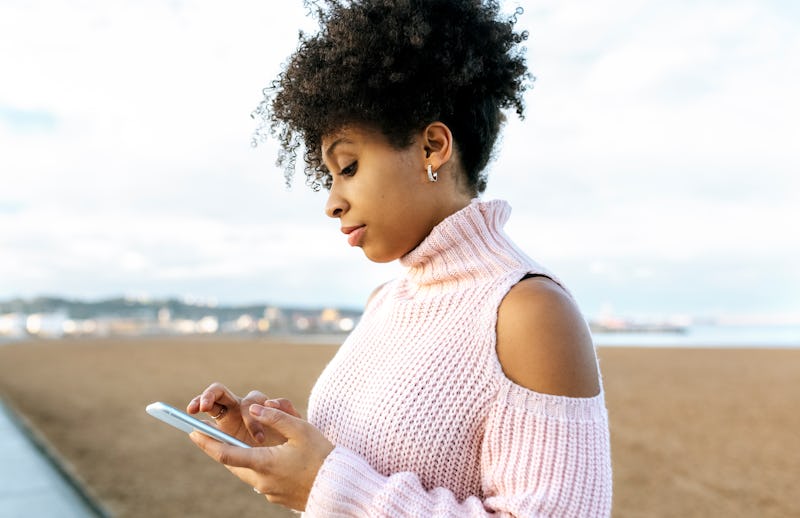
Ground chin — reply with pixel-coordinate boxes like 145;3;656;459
362;246;401;264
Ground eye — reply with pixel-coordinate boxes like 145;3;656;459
340;161;358;177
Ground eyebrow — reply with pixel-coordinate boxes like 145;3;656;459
324;137;354;158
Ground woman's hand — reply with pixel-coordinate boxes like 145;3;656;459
189;402;335;511
186;383;300;446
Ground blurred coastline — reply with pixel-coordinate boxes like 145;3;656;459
1;295;798;348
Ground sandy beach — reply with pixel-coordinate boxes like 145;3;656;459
0;337;797;517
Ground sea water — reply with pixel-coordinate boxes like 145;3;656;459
2;325;799;348
592;324;800;348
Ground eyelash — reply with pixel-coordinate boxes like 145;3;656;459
340;161;358;177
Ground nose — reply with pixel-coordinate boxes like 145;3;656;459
325;185;349;219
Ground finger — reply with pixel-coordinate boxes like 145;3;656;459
198;382;240;413
189;431;259;469
241;391;270;443
187;396;227;419
222;465;279;503
186;434;269;498
266;398;301;418
207;403;229;420
186;395;202;414
242;390;269;405
224;464;262;491
249;404;304;442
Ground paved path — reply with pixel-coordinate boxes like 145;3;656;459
0;401;103;518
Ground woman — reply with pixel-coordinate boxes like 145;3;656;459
186;1;612;516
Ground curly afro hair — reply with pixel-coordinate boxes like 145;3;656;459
252;0;531;193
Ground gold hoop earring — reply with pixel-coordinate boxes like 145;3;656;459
426;164;438;182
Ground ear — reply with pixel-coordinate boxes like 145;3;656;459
422;122;454;172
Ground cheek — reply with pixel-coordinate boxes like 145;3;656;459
383;148;422;183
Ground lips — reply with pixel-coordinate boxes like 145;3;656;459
341;225;366;247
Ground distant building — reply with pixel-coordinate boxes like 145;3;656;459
0;313;26;338
25;312;68;338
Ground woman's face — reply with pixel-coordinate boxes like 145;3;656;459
321;125;467;263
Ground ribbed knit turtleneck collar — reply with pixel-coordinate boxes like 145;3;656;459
399;199;531;291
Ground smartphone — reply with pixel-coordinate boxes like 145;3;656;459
146;401;251;448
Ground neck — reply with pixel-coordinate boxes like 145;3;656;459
399;199;534;296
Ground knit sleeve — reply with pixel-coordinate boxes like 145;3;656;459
303;382;613;517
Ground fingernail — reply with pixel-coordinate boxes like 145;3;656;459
255;432;265;443
250;404;264;416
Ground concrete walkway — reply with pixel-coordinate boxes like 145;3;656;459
0;401;104;518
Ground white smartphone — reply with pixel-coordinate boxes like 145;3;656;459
146;401;251;448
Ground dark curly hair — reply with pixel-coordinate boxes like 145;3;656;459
252;0;531;193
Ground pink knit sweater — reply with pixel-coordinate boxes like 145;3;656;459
305;199;612;517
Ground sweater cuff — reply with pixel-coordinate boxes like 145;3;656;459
305;446;388;517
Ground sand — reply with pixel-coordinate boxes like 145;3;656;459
0;337;798;517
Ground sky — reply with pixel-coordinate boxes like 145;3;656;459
1;1;798;321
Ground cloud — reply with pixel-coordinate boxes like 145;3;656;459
0;1;798;317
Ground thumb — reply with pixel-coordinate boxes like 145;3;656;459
249;404;304;441
269;398;301;419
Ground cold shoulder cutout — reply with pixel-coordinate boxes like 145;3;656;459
497;275;601;398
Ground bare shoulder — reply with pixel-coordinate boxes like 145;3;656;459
496;276;600;398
